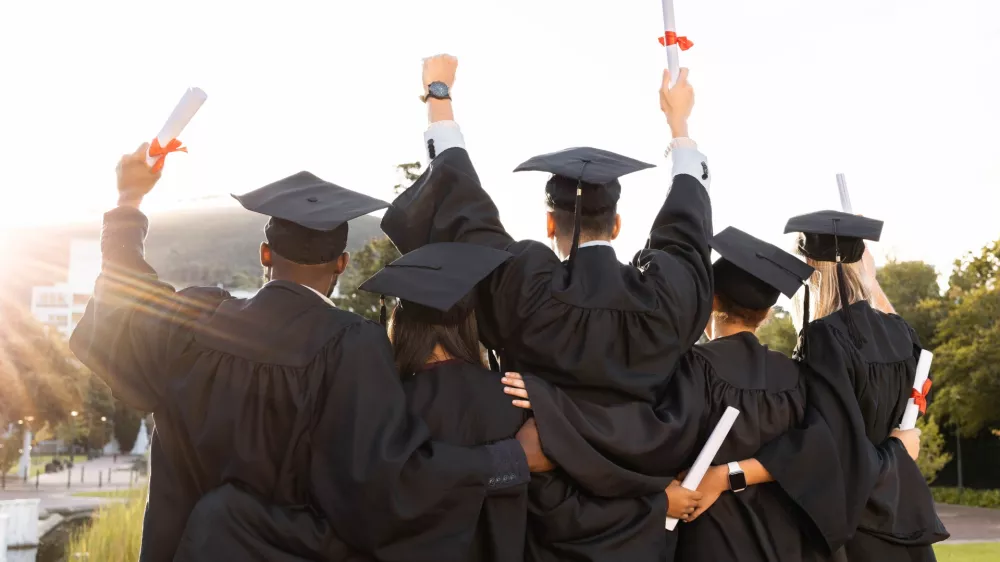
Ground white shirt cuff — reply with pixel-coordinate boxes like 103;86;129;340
424;121;466;161
665;138;710;194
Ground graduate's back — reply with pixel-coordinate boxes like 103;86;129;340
672;333;816;562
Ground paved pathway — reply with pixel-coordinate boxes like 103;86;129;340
936;503;1000;543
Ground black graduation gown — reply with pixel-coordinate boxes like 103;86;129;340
756;302;949;561
401;360;529;562
69;207;529;562
381;147;713;560
517;332;820;562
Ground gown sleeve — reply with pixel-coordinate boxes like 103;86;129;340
309;320;529;562
69;206;230;412
521;352;711;498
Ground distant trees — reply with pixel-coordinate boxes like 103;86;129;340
756;306;798;356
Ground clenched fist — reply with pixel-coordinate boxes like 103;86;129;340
422;54;458;91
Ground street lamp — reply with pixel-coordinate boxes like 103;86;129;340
70;411;78;418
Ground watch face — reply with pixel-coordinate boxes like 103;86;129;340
428;82;449;99
729;470;747;492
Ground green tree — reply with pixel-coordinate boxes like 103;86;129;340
335;238;401;321
757;306;798;357
929;239;1000;437
915;415;952;484
393;161;422;195
876;260;948;347
0;432;21;475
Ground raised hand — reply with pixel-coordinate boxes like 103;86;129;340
659;67;694;138
422;54;458;93
116;143;162;208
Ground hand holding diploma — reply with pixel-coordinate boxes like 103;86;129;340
146;87;208;172
666;406;740;530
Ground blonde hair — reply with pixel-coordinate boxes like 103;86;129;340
792;233;872;323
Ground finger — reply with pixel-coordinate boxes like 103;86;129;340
676;67;690;85
504;372;524;381
134;142;150;157
504;387;529;399
689;505;707;521
661;69;671;89
511;399;532;410
668;480;680;488
501;376;526;389
691;491;704;501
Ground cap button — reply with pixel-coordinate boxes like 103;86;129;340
307;196;319;203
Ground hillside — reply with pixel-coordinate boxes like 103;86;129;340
0;206;385;308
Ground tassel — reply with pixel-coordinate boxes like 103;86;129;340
567;181;583;276
796;284;811;360
379;295;387;326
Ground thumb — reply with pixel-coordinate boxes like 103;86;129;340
662;69;672;89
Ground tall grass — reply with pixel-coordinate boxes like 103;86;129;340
67;484;147;560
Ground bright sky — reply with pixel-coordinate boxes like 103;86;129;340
1;0;997;280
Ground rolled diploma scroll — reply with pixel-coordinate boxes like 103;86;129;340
837;173;853;214
146;87;208;168
899;349;933;430
661;0;681;86
666;406;741;531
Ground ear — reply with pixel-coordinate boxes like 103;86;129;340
260;243;272;268
546;212;556;239
611;214;622;240
335;252;350;275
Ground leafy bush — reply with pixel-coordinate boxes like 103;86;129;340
931;487;1000;509
916;416;952;484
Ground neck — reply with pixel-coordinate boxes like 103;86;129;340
708;319;756;340
425;344;454;365
272;273;335;298
554;235;611;260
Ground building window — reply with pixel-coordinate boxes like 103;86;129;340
73;293;91;306
46;315;69;327
35;292;68;307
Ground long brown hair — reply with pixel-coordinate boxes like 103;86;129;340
388;301;485;377
792;233;872;326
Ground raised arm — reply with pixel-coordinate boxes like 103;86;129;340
380;55;515;254
69;145;228;412
631;68;715;355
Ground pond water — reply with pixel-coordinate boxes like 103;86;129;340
27;516;92;562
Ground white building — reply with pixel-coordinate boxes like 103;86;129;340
30;239;100;338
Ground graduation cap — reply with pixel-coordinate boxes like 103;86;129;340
359;242;513;326
514;147;655;269
710;227;815;311
233;171;389;265
784;210;884;348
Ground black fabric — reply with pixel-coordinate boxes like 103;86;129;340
264;217;348;265
232;170;389;265
710;226;814;306
784;210;883;264
757;302;949;559
514;146;655;186
69;207;529;562
401;361;530;561
359;242;512;313
382;147;714;558
544;174;620;214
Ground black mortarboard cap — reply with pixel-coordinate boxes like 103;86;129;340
784;210;883;264
233;171;389;265
513;147;655;270
710;227;815;310
359;242;512;323
784;210;883;349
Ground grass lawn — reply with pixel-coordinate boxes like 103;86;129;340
934;542;1000;561
71;489;135;499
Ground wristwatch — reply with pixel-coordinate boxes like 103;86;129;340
422;81;451;103
727;461;747;493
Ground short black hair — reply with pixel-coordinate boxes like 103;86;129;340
550;206;617;240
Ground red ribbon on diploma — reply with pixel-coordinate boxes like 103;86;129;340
148;138;188;173
911;378;933;414
658;31;694;50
